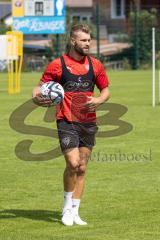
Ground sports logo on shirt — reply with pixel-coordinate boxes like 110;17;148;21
63;80;94;92
66;66;72;72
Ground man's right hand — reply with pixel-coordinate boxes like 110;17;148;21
32;86;53;107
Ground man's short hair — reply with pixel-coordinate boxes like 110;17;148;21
70;24;91;38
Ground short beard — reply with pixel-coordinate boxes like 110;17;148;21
74;43;89;56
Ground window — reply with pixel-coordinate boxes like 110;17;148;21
82;17;87;21
72;16;80;24
111;0;125;19
72;14;91;24
35;2;43;16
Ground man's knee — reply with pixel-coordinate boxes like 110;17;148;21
77;164;87;176
67;161;79;174
77;154;89;175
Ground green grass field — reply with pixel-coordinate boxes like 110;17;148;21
0;70;160;240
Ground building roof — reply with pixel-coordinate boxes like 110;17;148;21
23;39;52;49
0;2;11;20
66;0;93;8
23;39;131;57
90;40;132;56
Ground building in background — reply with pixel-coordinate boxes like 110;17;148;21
1;0;160;35
1;0;160;69
67;0;93;23
93;0;160;41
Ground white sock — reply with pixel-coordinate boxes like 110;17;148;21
62;191;73;213
72;198;80;216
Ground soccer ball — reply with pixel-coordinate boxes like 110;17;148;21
40;81;64;104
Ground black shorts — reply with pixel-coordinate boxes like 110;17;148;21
56;120;98;151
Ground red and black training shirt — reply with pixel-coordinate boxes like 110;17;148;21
41;54;109;123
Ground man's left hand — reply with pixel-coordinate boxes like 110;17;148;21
85;96;102;111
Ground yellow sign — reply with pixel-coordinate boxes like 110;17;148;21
12;0;24;17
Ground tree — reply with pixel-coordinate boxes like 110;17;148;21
129;8;160;66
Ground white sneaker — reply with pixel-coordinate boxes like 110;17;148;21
73;214;87;225
61;209;73;226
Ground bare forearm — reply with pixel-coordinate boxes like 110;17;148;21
85;87;110;109
97;87;110;104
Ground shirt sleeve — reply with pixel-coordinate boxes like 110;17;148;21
41;58;62;83
94;60;110;90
